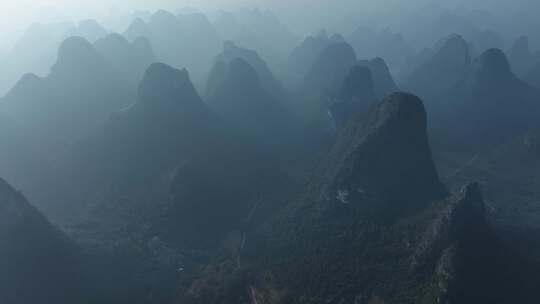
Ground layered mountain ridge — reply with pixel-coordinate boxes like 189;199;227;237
178;93;539;304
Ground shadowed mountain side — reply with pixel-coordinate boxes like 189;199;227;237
212;9;298;77
124;10;221;81
288;30;346;78
525;62;540;89
507;36;539;78
0;19;110;96
437;48;540;150
47;63;295;252
94;33;155;99
206;58;293;151
180;93;540;304
304;41;357;96
402;34;471;106
154;151;295;250
0;178;84;304
330;66;376;128
124;17;151;41
213;41;286;100
0;36;134;204
440;129;540;260
348;26;414;73
1;36;131;144
356;57;398;98
66;19;108;43
58;63;220;219
316;93;447;216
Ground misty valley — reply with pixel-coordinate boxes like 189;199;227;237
2;2;540;304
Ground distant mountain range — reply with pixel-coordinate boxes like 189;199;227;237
1;8;540;304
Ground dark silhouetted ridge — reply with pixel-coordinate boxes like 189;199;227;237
0;178;83;304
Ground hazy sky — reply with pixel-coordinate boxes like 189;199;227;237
0;0;513;28
0;0;398;46
1;0;539;50
0;0;534;28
